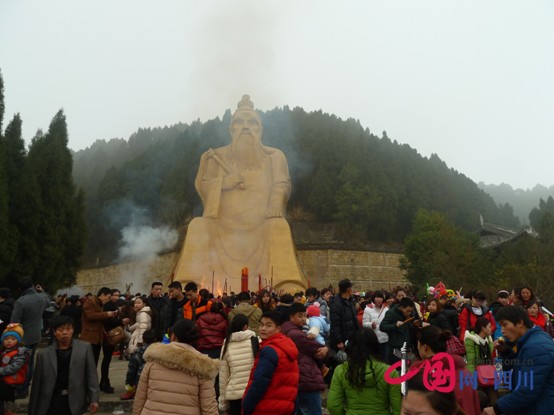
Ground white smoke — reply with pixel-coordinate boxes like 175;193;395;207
116;224;178;294
119;225;178;262
106;199;179;294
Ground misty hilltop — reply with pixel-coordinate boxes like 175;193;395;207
73;106;523;266
478;183;554;225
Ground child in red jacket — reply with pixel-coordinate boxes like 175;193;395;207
0;323;30;415
242;311;299;415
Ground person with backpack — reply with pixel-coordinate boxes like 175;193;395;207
218;314;258;415
458;291;496;342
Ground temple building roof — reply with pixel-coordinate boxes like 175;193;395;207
479;222;538;248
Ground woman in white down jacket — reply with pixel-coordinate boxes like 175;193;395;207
128;297;152;354
218;314;258;415
362;290;390;362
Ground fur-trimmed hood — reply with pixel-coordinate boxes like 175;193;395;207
464;330;493;345
144;342;219;380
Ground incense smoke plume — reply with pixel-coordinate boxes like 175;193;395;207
107;199;179;293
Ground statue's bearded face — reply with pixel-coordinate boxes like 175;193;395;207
230;110;262;142
229;110;266;170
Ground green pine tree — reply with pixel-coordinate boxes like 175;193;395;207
19;110;86;289
14;129;46;278
0;132;12;283
0;114;26;282
0;69;5;134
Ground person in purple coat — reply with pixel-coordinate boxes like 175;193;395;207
281;302;329;415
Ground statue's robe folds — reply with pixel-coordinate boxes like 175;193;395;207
173;144;307;293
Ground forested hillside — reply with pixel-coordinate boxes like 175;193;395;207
74;106;520;266
478;182;554;224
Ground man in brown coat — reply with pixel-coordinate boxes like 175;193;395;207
80;287;117;364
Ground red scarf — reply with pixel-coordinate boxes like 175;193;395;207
529;312;546;330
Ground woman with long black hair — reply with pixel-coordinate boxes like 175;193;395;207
218;314;258;415
327;327;401;415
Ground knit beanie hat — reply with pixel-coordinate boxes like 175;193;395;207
307;303;321;317
2;323;24;344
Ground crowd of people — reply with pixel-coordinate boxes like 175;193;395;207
0;277;553;414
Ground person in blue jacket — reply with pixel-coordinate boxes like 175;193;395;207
482;305;554;415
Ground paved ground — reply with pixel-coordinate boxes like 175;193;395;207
14;348;331;414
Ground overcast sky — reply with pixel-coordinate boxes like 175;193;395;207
1;0;553;190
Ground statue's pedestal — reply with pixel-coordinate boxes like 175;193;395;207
173;217;307;294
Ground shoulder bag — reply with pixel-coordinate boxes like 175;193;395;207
476;364;496;387
107;326;126;347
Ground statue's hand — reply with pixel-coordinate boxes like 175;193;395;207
266;208;283;218
222;173;244;190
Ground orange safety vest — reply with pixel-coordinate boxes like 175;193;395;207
1;349;28;385
183;297;212;320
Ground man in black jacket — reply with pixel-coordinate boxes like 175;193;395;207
329;279;360;352
380;297;416;365
439;295;460;336
160;281;188;334
146;281;168;341
100;289;129;393
59;296;82;337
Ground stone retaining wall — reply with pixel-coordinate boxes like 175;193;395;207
76;249;407;294
297;249;407;292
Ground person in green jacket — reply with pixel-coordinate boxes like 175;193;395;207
464;317;497;407
327;328;401;415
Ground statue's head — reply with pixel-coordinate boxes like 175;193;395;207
229;95;263;144
229;95;266;170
